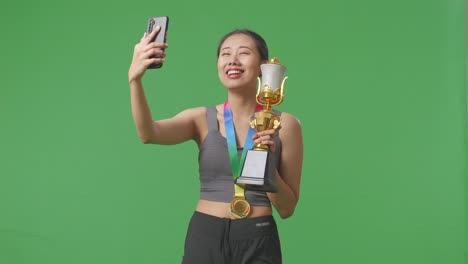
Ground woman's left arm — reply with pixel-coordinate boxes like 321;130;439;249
255;113;303;219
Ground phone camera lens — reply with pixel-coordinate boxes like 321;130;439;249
149;19;155;31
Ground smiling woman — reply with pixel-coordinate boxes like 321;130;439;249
217;33;262;92
128;28;303;264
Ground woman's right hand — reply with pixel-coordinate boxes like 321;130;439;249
128;26;168;83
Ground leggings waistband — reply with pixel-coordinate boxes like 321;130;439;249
189;211;278;241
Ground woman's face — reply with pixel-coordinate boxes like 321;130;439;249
217;34;261;91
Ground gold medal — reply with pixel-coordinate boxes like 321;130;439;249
230;197;251;219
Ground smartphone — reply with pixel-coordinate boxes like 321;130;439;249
146;16;169;69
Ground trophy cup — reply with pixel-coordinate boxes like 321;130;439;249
236;57;287;192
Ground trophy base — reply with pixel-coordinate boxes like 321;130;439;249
236;150;278;193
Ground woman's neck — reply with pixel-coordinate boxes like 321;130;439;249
226;90;259;118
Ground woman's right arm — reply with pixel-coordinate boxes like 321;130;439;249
128;27;201;145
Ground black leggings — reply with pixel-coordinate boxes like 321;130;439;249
182;211;282;264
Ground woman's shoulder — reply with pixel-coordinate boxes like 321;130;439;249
277;111;302;140
181;105;220;124
175;104;225;123
184;105;222;113
174;106;206;119
279;111;301;128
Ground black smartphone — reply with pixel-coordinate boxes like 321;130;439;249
146;16;169;69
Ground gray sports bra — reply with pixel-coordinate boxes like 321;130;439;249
198;106;282;206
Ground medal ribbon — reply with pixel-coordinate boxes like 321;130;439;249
224;100;263;197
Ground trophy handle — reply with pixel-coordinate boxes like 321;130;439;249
273;116;281;130
277;76;288;105
256;77;263;106
250;117;257;129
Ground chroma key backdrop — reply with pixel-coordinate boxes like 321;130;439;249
0;0;466;263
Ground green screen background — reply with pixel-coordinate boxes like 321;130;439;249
0;0;466;263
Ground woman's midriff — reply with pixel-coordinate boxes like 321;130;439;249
196;199;273;219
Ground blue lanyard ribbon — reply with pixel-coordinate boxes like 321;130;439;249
223;100;263;179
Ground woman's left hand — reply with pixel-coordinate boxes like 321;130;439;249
252;129;277;152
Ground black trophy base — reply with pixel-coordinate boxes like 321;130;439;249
236;149;278;193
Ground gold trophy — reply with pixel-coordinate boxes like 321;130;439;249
236;57;287;192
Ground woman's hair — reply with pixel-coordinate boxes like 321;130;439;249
217;29;269;61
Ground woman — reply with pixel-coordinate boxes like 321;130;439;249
129;26;303;264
